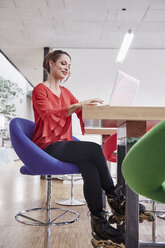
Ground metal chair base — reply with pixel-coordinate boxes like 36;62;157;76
139;199;165;242
15;176;80;248
157;213;165;220
55;174;86;206
55;198;86;206
15;207;80;226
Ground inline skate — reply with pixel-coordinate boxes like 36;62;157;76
91;211;125;248
107;185;155;225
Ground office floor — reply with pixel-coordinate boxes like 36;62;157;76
0;160;165;248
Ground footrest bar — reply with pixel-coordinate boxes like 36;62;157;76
51;210;69;223
15;207;80;226
17;213;45;225
140;241;165;248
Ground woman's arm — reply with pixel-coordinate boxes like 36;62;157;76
67;98;103;117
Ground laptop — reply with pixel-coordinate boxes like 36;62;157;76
109;70;140;106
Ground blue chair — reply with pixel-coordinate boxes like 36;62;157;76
9;117;80;248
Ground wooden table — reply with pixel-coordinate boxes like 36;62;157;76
82;105;165;248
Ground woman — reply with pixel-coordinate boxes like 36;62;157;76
32;50;125;247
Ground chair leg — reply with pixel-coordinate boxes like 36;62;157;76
41;175;46;179
15;175;80;247
152;200;157;242
44;176;51;248
55;175;86;206
45;225;50;248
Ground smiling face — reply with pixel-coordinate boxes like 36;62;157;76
49;54;71;80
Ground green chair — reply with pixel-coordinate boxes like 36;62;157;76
122;119;165;241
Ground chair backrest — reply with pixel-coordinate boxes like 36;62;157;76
103;133;117;162
122;120;165;203
10;118;79;176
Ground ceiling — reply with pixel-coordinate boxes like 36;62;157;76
0;0;165;86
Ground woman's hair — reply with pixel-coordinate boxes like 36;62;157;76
43;50;71;74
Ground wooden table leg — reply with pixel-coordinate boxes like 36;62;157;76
117;136;139;247
117;121;146;248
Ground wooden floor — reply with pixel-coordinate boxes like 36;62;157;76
0;160;165;248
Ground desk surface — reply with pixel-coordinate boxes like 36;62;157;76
82;105;165;129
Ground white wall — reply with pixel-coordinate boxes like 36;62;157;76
57;48;165;141
64;48;165;106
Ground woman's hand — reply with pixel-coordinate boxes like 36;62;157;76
67;98;103;116
80;98;103;107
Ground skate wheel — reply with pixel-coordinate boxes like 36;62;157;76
145;211;155;222
108;215;123;225
139;212;155;223
108;215;116;224
91;238;98;248
91;238;125;248
139;217;143;223
117;219;123;225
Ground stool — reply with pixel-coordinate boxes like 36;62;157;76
10;117;81;248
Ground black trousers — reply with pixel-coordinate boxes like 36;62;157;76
44;141;114;215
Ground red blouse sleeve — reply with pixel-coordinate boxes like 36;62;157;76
32;85;69;138
69;91;85;135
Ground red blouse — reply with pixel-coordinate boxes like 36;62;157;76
32;83;84;150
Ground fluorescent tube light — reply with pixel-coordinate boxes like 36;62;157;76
116;30;134;63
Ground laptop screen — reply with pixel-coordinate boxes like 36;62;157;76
109;71;140;106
